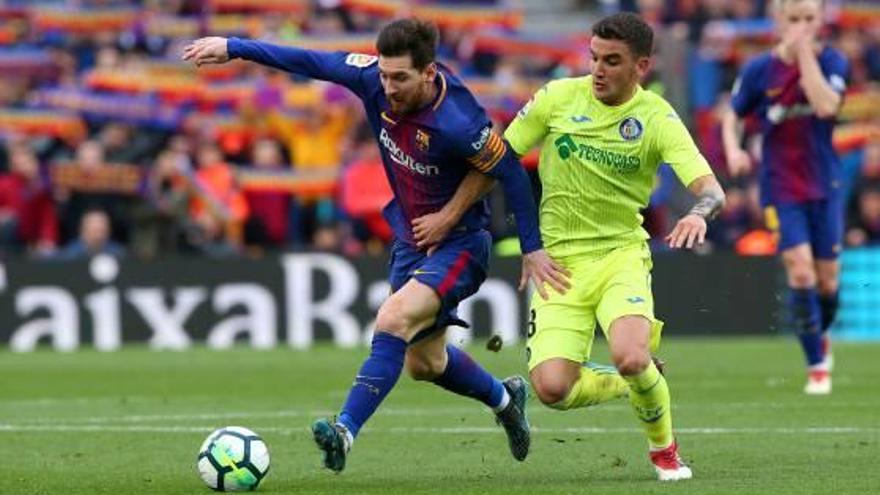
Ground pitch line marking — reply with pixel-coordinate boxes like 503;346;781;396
5;400;880;425
0;424;877;435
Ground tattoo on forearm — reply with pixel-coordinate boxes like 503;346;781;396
689;192;723;221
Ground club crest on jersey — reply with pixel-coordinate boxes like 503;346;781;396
619;117;643;141
345;53;377;68
415;129;431;151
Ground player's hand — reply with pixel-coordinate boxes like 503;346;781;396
412;211;456;254
780;24;812;60
182;37;231;66
725;147;752;176
790;34;813;60
665;214;707;249
520;249;571;300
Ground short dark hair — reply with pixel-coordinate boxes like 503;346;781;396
591;12;654;58
376;18;438;70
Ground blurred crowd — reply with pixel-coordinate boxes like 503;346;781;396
0;0;877;261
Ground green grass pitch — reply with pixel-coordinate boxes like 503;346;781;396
2;338;879;494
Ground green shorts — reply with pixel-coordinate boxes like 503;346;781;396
526;242;663;370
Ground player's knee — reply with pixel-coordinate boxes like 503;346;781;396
404;353;445;381
784;257;816;288
788;269;817;288
612;350;649;377
375;299;415;339
818;278;838;295
376;293;436;340
531;377;572;407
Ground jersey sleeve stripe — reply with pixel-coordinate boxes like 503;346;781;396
477;141;506;172
486;133;503;154
481;151;505;173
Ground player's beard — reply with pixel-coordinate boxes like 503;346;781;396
390;82;434;115
388;91;417;114
388;96;406;114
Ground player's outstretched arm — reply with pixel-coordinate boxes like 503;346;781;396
665;174;726;250
183;37;369;93
412;170;496;252
720;105;752;177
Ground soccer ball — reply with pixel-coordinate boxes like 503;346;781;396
197;426;270;492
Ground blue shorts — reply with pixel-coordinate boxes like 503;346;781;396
766;196;844;259
388;230;492;337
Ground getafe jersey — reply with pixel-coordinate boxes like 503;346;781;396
504;76;712;259
227;39;534;248
730;47;849;206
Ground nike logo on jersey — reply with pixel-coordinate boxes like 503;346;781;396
571;115;592;123
626;296;645;304
413;269;437;275
765;87;783;97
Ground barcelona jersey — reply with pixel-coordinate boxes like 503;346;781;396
730;47;849;206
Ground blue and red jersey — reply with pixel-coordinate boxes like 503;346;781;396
227;39;541;252
730;46;849;206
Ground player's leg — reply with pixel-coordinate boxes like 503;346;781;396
816;260;840;331
405;330;530;460
339;279;441;433
401;230;507;412
815;259;839;368
607;315;688;481
781;244;830;394
528;256;629;411
531;358;629;410
312;238;435;472
405;330;509;414
812;194;845;374
773;204;827;393
607;316;670;446
312;278;441;472
405;230;533;459
403;328;448;380
596;243;688;481
781;244;823;358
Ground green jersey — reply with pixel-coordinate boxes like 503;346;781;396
504;75;713;259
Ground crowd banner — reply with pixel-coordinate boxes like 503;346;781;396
340;0;523;29
0;109;86;141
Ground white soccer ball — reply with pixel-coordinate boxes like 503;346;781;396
197;426;270;492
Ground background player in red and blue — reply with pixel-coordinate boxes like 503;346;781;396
184;19;570;471
722;0;849;395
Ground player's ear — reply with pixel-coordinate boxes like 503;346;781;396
635;56;652;78
423;62;437;82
